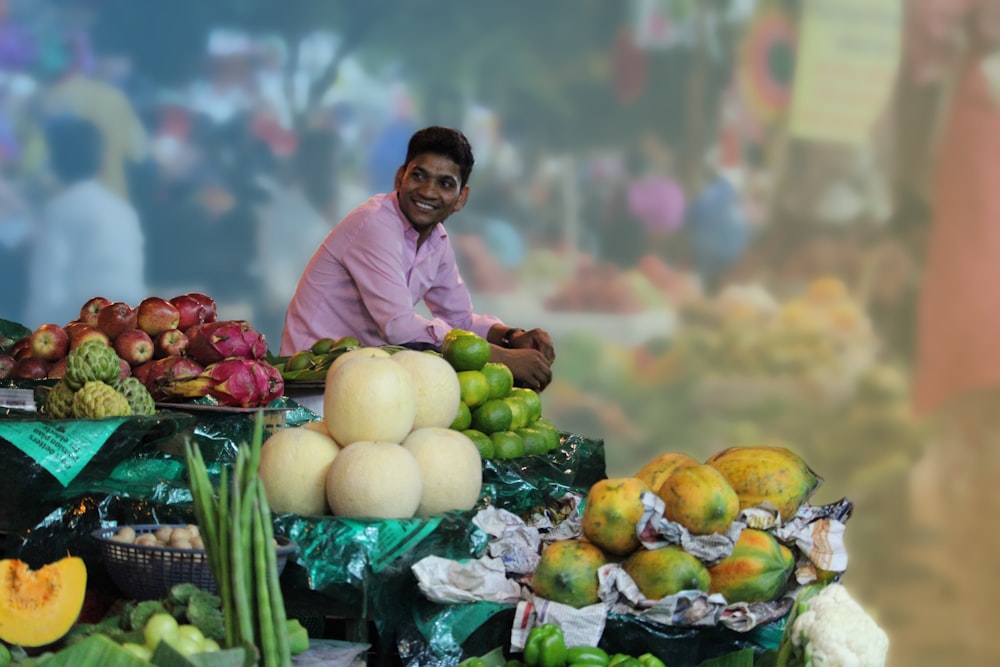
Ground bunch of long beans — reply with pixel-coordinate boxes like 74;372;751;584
185;414;291;667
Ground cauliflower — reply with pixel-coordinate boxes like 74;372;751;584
777;583;889;667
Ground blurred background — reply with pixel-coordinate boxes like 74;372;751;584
0;0;995;664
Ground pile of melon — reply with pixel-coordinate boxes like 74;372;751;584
258;347;482;520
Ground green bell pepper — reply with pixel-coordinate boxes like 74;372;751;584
566;645;610;666
523;623;568;667
607;655;643;667
458;658;489;667
636;653;666;667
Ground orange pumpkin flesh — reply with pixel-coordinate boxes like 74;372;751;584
0;557;87;647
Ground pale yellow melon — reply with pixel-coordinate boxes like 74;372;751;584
324;355;417;445
401;427;482;516
391;350;462;429
259;427;341;516
328;346;391;375
325;441;422;518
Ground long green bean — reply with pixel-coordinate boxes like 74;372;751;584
256;479;291;666
229;461;254;646
217;464;235;646
252;496;279;667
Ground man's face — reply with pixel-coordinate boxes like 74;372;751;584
395;153;468;232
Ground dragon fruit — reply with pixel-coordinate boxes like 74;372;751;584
186;320;269;365
161;358;284;407
141;356;205;401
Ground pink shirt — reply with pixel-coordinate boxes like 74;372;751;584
280;192;503;354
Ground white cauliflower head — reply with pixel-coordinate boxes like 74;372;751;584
785;583;889;667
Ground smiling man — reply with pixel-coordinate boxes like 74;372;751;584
281;126;554;390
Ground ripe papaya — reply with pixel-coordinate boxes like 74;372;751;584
634;451;698;495
623;546;710;599
708;528;795;603
706;445;821;521
582;477;651;556
656;464;740;535
531;539;607;608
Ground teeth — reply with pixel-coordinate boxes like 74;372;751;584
415;201;433;211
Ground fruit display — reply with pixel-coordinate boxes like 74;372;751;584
530;443;833;614
42;341;156;419
5;293;286;410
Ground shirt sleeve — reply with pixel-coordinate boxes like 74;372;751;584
339;221;455;346
422;238;504;341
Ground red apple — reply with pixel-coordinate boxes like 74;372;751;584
80;296;112;327
13;357;49;380
0;354;15;379
68;324;111;350
29;324;70;362
137;296;180;336
155;329;189;358
96;302;137;340
48;357;68;379
11;337;31;360
132;360;154;385
119;358;131;379
186;293;217;323
114;328;155;366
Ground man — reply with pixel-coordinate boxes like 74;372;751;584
282;126;555;390
25;117;147;328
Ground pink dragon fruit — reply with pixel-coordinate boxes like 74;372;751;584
141;356;205;401
162;358;284;407
186;320;269;364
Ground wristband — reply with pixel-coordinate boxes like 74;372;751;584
501;327;524;347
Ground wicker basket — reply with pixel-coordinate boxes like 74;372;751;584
92;524;296;600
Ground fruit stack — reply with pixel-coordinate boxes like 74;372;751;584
4;293;284;410
530;445;828;612
440;329;561;460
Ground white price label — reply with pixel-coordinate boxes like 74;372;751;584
0;387;36;411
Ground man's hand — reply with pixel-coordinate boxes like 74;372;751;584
490;346;552;392
508;328;556;364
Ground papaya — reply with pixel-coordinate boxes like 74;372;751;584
706;445;822;521
530;539;608;608
0;556;87;647
634;451;698;494
582;477;651;556
657;464;740;535
708;528;795;603
623;546;710;599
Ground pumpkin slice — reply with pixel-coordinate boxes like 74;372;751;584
0;556;87;647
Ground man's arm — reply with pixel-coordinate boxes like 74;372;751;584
486;324;556;392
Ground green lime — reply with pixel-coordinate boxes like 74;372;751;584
450;400;472;430
504;395;529;430
442;329;491;371
457;370;491;408
471;398;513;434
509;387;543;422
516;427;549;456
490;430;526;459
481;362;514;400
285;349;313;372
535;420;562;451
463;429;495;458
311;337;338;354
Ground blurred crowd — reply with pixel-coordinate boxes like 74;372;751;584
0;0;783;348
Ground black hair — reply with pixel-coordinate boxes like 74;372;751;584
45;117;102;184
403;126;475;187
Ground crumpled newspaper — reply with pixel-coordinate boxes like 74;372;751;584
510;596;607;650
411;554;523;604
636;491;743;564
473;506;543;575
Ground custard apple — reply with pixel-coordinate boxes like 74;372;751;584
65;340;120;390
112;376;156;416
45;380;75;419
72;380;133;418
